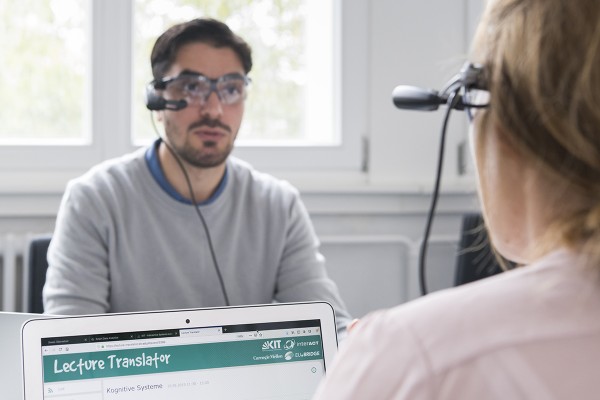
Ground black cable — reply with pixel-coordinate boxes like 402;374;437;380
150;115;231;306
418;90;461;296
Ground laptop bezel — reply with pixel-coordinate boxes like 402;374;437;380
21;301;338;399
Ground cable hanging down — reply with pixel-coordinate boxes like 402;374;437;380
150;115;231;306
418;90;461;296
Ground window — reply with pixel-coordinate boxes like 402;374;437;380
0;0;88;144
0;0;364;181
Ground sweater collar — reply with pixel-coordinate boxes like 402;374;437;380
145;138;228;205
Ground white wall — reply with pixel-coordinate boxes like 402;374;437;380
0;0;487;317
368;0;483;187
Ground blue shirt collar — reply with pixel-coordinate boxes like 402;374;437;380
145;139;228;205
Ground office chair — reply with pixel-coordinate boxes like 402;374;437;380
27;235;52;313
454;213;504;286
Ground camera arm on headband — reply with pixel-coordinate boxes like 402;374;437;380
392;63;486;112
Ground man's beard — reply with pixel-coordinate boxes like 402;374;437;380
164;117;235;168
171;139;233;168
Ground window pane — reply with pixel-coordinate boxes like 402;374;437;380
0;0;88;144
133;0;336;146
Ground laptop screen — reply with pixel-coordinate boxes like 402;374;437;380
39;319;326;399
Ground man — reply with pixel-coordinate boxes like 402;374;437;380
43;18;352;336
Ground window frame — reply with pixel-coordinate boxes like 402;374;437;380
0;0;367;193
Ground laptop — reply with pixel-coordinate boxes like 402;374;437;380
21;301;338;399
1;312;54;400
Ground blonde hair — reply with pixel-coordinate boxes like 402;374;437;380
471;0;600;264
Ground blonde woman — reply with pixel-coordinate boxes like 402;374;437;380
313;0;600;398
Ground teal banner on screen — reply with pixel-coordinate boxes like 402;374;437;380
43;336;322;383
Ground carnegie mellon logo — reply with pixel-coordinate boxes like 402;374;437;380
261;340;282;351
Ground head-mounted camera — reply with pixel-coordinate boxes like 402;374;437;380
392;62;489;114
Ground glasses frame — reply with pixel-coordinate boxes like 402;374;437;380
152;72;251;106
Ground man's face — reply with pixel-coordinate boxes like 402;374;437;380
160;42;246;169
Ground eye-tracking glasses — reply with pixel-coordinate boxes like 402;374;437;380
392;62;490;120
152;72;251;107
391;62;490;297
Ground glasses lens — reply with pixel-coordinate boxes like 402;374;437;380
216;77;247;105
464;88;490;107
166;75;210;101
465;88;490;121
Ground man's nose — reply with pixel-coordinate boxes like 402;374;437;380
199;90;223;119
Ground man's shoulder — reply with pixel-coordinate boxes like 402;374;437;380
67;147;148;194
77;148;146;182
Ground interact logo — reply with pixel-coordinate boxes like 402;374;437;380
283;339;295;350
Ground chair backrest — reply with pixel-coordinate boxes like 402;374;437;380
454;213;504;286
27;235;52;313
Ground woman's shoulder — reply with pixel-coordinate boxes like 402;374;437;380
360;250;600;373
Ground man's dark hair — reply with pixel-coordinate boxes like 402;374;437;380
150;18;252;80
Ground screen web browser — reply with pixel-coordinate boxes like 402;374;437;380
40;320;325;400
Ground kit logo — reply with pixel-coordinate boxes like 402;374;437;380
261;340;282;351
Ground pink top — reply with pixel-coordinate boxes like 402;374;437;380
313;250;600;399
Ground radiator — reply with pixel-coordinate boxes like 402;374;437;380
0;233;34;312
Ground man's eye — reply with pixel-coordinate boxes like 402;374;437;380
183;82;201;93
222;83;242;95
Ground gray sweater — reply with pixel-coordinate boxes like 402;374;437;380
43;146;351;335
